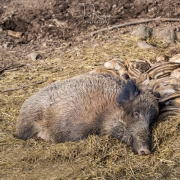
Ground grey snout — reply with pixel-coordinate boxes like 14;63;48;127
131;131;151;155
137;147;151;155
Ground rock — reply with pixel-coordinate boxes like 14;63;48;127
42;42;46;47
3;42;11;48
53;19;67;28
112;4;117;8
138;41;155;49
7;30;23;38
132;25;153;39
133;26;177;45
153;28;176;44
26;52;42;61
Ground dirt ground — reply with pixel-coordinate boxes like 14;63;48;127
0;0;180;52
0;0;180;179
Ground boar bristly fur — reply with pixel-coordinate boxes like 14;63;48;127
15;73;159;155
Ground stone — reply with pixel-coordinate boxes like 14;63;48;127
7;30;23;38
138;41;155;49
132;25;153;39
3;42;11;48
26;52;42;61
153;28;176;44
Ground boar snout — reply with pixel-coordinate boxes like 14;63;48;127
131;132;151;155
129;122;152;155
138;147;151;155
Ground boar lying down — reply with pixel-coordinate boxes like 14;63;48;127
15;73;159;155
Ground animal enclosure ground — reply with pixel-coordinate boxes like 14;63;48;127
0;0;180;179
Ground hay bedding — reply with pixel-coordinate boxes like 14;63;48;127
0;34;180;179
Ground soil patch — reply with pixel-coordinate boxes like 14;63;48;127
0;0;180;47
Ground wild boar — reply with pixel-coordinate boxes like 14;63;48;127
153;82;177;98
104;59;129;79
89;66;129;80
15;73;159;155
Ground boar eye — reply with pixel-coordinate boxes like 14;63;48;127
133;111;139;118
155;85;159;89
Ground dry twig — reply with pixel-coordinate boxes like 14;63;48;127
2;80;46;92
91;17;180;36
0;64;25;74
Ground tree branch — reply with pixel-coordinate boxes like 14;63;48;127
91;17;180;36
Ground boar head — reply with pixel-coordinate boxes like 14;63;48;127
118;80;159;155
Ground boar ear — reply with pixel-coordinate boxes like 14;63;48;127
118;79;140;105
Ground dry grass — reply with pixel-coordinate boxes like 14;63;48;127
0;32;180;180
